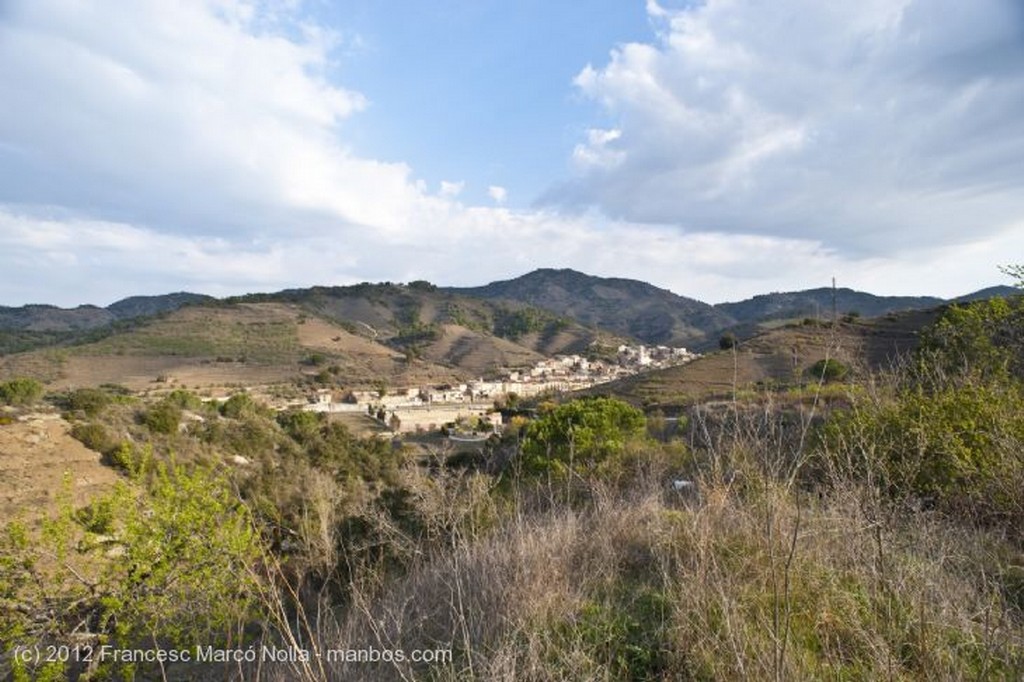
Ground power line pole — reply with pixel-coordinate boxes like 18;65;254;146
831;277;837;325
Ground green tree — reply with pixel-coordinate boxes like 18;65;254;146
521;397;647;477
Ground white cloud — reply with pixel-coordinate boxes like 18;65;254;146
551;0;1024;255
439;180;465;198
487;186;508;204
572;128;625;170
0;0;1016;310
0;0;426;234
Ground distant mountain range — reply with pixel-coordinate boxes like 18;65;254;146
449;269;732;347
450;269;1017;348
0;293;214;332
0;270;1017;352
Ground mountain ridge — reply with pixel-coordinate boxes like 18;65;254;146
0;270;1016;347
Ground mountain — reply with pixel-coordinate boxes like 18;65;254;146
951;285;1019;303
236;280;623;366
0;304;114;332
2;272;1016;366
448;268;733;347
450;269;1016;352
107;292;215;319
0;292;211;332
0;284;627;388
714;288;945;324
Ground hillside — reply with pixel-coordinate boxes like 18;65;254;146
0;302;466;391
449;268;732;347
2;271;1014;360
0;292;211;332
715;287;943;324
238;280;620;364
0;304;114;332
0;411;121;522
448;268;1013;350
591;308;942;408
0;284;622;390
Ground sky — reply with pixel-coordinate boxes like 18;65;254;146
1;0;1023;307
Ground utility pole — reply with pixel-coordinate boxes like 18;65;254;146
831;277;837;325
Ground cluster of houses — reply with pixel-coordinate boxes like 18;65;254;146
305;344;698;435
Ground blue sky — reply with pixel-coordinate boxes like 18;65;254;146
1;0;1023;307
320;0;657;205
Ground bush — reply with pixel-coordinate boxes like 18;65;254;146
71;422;115;453
521;397;647;477
165;388;202;410
0;377;43;406
277;409;323;443
718;332;737;350
918;297;1024;383
144;400;182;435
75;497;116;535
220;392;265;419
302;352;327;367
66;387;111;417
808;358;848;382
816;380;1024;523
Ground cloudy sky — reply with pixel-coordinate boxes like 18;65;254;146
2;0;1023;307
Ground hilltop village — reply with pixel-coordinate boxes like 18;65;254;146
305;343;698;434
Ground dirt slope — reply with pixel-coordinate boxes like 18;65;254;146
0;411;121;523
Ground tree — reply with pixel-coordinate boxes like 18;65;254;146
1000;263;1024;288
719;332;737;350
521;397;647;477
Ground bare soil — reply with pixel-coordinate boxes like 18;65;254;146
0;411;121;524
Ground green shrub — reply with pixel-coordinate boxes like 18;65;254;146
302;352;327;366
71;422;115;453
1;448;263;679
75;497;116;535
808;358;848;382
144;400;182;435
65;387;112;417
817;381;1024;519
521;397;647;477
918;297;1024;383
165;388;202;410
220;392;266;419
0;378;43;406
277;409;322;443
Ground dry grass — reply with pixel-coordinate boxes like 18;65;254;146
252;462;1023;681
